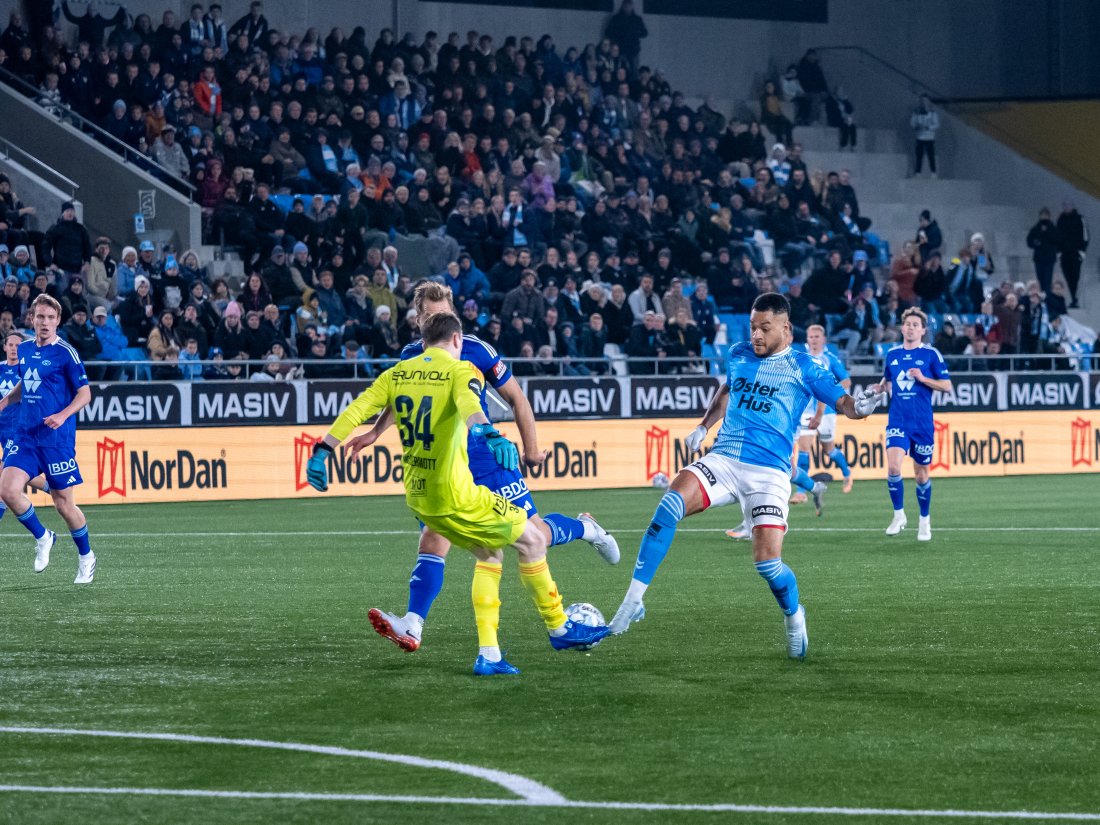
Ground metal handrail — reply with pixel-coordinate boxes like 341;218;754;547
0;64;197;201
807;45;949;100
0;136;80;198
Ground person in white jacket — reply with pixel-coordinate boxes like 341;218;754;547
910;94;940;178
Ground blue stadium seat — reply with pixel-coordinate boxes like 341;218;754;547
718;313;750;344
701;342;722;375
875;342;896;360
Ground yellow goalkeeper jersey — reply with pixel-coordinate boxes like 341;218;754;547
327;347;486;516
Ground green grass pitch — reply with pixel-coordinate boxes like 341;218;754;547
0;475;1097;824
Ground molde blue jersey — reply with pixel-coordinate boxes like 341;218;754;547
804;348;849;415
401;335;513;475
713;342;846;474
0;360;22;437
882;344;948;437
16;337;89;448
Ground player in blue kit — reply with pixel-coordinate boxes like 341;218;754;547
0;332;51;508
608;293;882;658
336;281;619;663
0;295;96;583
797;325;854;493
873;307;952;541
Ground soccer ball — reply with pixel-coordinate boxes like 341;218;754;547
651;472;670;490
565;602;605;629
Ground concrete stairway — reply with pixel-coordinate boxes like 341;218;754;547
792;125;1036;281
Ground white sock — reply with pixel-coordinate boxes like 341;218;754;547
625;579;648;603
402;612;424;638
479;646;501;662
581;518;599;542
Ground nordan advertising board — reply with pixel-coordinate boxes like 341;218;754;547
58;411;1100;506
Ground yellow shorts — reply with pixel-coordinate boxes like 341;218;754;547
419;486;527;550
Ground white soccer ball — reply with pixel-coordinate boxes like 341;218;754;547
651;472;670;490
565;602;605;628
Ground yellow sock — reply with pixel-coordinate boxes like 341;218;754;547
472;561;503;649
518;559;567;631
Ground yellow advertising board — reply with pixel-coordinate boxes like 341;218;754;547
52;411;1100;507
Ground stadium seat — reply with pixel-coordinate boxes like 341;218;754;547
718;313;750;344
875;342;896;360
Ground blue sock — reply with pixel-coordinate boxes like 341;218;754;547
0;502;6;522
887;474;905;511
792;467;815;493
828;447;851;478
542;513;585;546
916;481;932;518
16;504;47;540
71;524;91;556
633;490;685;585
755;557;800;616
798;451;810;473
407;553;445;619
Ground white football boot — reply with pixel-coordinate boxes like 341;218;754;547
784;605;808;660
885;511;908;536
34;529;56;573
578;513;620;564
74;551;96;585
917;516;932;541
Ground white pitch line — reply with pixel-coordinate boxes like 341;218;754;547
2;526;1096;539
0;727;563;804
0;785;1097;821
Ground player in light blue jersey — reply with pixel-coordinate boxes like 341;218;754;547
609;293;882;658
873;307;952;541
335;281;619;666
0;295;96;583
0;332;50;515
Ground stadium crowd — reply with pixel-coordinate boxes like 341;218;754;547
0;1;1095;379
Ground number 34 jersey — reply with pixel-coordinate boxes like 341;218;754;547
326;346;487;516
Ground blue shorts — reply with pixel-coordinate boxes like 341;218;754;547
3;440;83;489
473;465;538;516
886;428;934;466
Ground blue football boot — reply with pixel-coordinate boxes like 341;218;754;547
549;620;610;651
473;655;521;675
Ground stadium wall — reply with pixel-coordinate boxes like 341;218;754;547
38;410;1100;507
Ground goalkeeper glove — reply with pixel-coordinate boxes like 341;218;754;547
684;425;707;452
308;442;332;491
854;389;886;417
471;423;519;471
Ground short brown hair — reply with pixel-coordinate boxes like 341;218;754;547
421;311;462;346
901;306;928;328
413;280;455;315
31;294;62;318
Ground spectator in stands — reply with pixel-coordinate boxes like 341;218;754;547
1020;289;1053;356
43;202;90;284
826;85;856;150
62;305;102;372
1046;278;1069;320
214;299;247;358
889;240;921;306
90;305;127;379
1049;313;1097;359
60;275;91;320
915;250;950;315
10;246;36;284
665;307;702;372
501;269;545;325
796;50;828;124
689;282;717;344
975;300;999;341
152;124;191;179
916;210;942;260
804;249;850;316
969;232;995;278
993;290;1023;354
946;247;981;314
177;302;210;358
767;143;791;187
604;1;647;73
833;295;878;358
910;94;939;178
627;272;662;322
1025;207;1060;294
759;81;793;147
370;304;401;360
627;310;669;375
578;312;609;374
365;267;399;321
1056;199;1088;309
148;307;183;366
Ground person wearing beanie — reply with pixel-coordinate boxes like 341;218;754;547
43;201;91;281
916;209;942;260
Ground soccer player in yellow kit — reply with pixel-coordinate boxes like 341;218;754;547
306;312;609;675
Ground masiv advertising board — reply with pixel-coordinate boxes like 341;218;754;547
74;373;1100;429
38;410;1099;507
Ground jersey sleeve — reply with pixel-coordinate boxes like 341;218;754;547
64;346;90;391
929;348;950;380
328;371;392;441
467;337;512;388
452;361;486;422
803;354;846;408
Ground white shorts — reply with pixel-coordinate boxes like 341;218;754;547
799;409;837;441
683;453;790;530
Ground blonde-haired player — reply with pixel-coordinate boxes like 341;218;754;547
307;312;609;674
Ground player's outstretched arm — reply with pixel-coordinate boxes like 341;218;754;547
308;376;392;492
346;407;395;459
496;377;547;468
839;389;885;420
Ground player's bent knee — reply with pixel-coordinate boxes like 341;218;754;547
418;529;451;558
513;521;547;562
